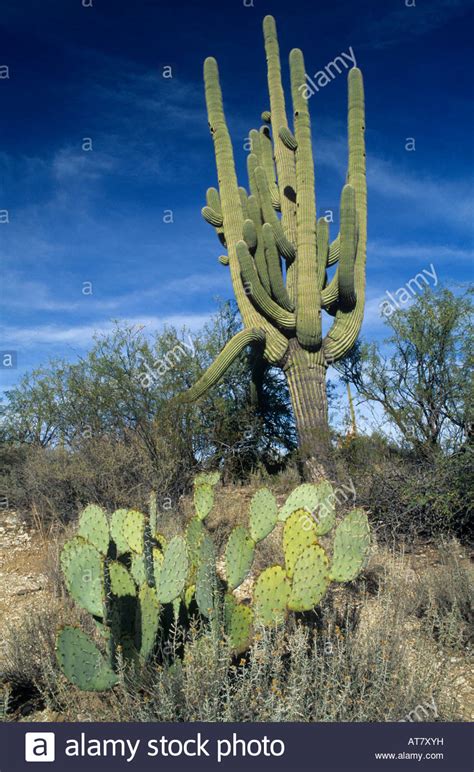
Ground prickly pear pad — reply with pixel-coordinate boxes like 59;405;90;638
253;565;290;626
60;536;104;617
225;525;255;589
249;487;278;542
157;536;188;603
110;508;130;555
138;584;159;660
122;509;145;554
283;509;318;579
330;509;370;582
289;544;330;611
56;626;117;692
228;604;253;654
109;561;136;597
78;504;109;555
194;483;215;521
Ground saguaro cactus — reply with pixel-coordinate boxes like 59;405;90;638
180;15;367;481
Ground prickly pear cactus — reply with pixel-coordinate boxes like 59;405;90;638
60;537;104;617
288;544;329;611
247;487;370;627
156;536;188;603
279;482;335;534
283;509;318;579
77;504;109;554
56;499;190;691
56;473;370;689
227;603;253;654
109;561;136;597
110;508;130;555
122;510;145;554
193;470;220;520
138;584;160;660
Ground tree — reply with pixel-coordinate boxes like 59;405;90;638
1;303;295;482
179;16;367;482
340;288;473;456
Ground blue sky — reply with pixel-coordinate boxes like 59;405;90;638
1;0;473;393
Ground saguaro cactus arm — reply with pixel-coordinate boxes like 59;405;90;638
262;16;297;245
323;67;367;363
236;241;296;330
203;56;288;366
179;328;266;402
289;47;321;350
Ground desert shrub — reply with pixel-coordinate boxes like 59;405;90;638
1;607;62;718
0;443;29;512
409;541;473;651
338;437;473;542
7;434;185;527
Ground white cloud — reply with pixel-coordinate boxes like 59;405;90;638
0;269;229;313
1;313;213;348
368;241;474;264
316;135;474;230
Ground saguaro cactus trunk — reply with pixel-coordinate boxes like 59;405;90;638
283;344;334;480
180;15;367;482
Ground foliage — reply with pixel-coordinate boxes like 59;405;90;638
0;303;296;522
338;435;473;541
339;288;473;456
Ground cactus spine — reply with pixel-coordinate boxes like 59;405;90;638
180;15;367;482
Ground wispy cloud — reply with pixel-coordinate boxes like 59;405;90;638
316;135;474;230
368;241;474;264
1;313;212;348
0;270;229;313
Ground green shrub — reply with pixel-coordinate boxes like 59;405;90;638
339;438;473;541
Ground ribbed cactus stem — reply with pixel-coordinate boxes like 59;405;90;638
324;68;366;363
317;217;329;289
201;205;223;227
246;153;260;200
263;15;297;298
338;184;357;311
262;223;294;312
259;125;280;209
236;241;296;330
278;126;297;151
327;235;340;266
255;166;296;262
290;48;321;350
242;218;258;251
284;343;334;480
179;327;266;402
321;271;339;309
238;187;249;219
